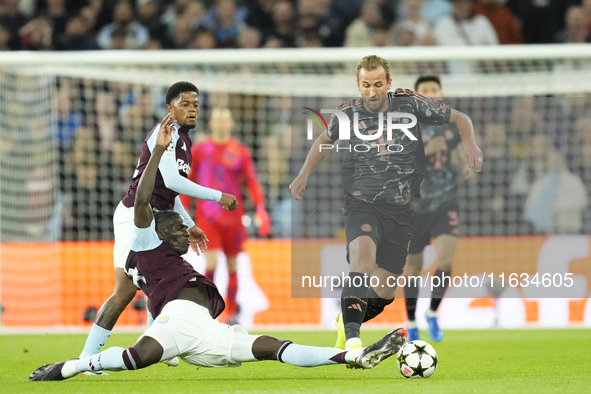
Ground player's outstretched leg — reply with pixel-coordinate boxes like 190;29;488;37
251;329;406;370
31;337;163;381
79;268;138;375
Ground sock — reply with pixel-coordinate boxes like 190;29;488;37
227;272;238;315
406;320;418;329
430;269;451;312
80;323;112;358
63;347;143;378
277;342;359;367
404;276;419;322
146;311;154;328
205;269;215;281
363;287;394;323
341;272;369;340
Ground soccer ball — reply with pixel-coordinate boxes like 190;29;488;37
396;340;438;378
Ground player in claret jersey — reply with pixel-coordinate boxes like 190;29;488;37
78;82;239;370
30;116;407;381
181;107;270;324
404;76;473;343
290;55;483;354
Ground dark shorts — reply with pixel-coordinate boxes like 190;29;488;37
408;203;459;254
344;195;414;275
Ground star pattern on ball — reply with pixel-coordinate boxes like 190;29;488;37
410;361;429;378
413;343;428;358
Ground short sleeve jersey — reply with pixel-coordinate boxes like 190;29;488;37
415;124;462;213
125;219;225;318
327;89;451;204
122;123;193;211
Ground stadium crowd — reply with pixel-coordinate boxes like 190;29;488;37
0;0;589;52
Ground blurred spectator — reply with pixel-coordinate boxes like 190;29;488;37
137;0;167;47
396;0;434;45
79;5;99;35
93;91;117;150
524;150;587;234
398;0;452;25
476;122;520;235
371;25;393;46
245;0;276;33
109;25;127;49
202;0;246;48
555;5;591;43
161;0;203;42
433;0;498;45
394;20;417;46
55;87;83;152
0;0;30;49
39;0;69;43
146;37;162;49
295;0;343;47
193;26;216;49
0;22;9;50
56;15;100;50
97;0;149;49
238;26;262;48
506;0;575;44
172;16;194;49
344;1;384;47
474;0;522;44
65;126;115;240
583;0;591;30
261;0;295;48
19;17;53;50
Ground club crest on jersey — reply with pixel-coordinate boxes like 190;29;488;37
166;142;174;152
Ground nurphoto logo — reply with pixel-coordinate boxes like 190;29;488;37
302;107;418;153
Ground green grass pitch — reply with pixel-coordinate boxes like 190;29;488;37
1;329;590;394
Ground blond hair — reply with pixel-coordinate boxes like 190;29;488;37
356;55;391;81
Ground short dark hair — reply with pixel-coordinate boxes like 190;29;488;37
414;75;441;91
154;210;179;232
166;81;198;105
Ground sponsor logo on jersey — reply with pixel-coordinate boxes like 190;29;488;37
177;158;190;174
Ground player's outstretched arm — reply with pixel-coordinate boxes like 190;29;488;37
290;131;335;201
135;114;174;228
448;109;483;172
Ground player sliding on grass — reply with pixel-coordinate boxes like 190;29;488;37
78;82;238;372
30;112;407;381
405;76;474;343
290;55;482;353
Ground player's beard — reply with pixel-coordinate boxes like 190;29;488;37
364;97;386;113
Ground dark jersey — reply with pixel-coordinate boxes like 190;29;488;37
415;124;462;213
327;89;451;204
122;123;193;211
126;220;225;318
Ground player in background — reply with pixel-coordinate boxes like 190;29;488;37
290;55;483;353
30;118;407;381
404;76;473;342
181;108;270;324
78;82;239;369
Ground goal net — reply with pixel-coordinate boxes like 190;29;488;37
1;45;590;329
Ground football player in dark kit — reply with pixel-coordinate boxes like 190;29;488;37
405;76;473;343
78;82;239;369
30;114;408;381
290;55;483;352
